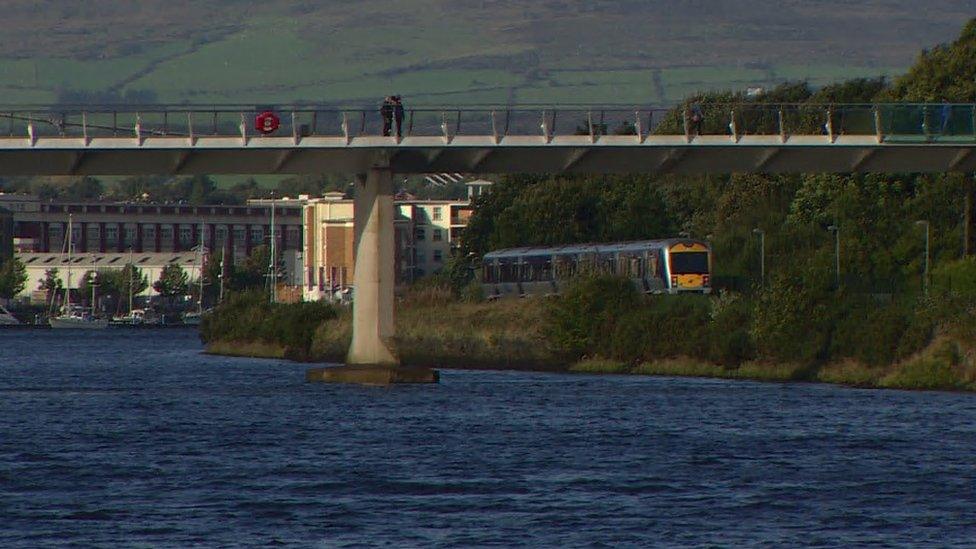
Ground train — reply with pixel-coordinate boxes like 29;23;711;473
481;239;712;298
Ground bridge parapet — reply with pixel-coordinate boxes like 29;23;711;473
0;103;974;144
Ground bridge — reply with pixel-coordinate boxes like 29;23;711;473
2;103;974;375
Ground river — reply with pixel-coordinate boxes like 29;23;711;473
1;329;974;547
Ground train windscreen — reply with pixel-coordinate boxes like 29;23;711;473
670;252;708;274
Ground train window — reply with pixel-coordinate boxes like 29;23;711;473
670;252;708;274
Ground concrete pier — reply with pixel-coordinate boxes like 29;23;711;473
346;167;399;367
305;166;438;384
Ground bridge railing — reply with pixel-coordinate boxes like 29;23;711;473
1;104;974;143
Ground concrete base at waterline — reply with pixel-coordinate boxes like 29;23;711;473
305;365;440;385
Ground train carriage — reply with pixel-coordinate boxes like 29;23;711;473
481;239;711;298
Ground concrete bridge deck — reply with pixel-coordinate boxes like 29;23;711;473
0;103;973;175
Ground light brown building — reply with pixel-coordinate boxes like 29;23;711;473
302;193;474;301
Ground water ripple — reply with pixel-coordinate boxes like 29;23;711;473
1;329;975;547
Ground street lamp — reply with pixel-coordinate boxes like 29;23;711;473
827;225;840;289
752;228;765;288
915;220;930;295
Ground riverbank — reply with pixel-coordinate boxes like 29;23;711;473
202;286;976;392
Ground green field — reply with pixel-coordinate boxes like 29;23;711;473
0;2;968;106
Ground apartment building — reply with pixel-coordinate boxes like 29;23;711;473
302;193;473;301
1;194;303;265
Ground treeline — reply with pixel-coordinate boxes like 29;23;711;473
455;19;976;295
546;274;976;389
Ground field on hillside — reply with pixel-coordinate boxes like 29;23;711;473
0;1;970;106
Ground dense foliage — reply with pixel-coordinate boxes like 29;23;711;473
0;258;27;300
546;275;971;380
200;292;337;361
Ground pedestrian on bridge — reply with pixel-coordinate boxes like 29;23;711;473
690;103;704;136
393;95;405;138
380;96;394;136
941;99;953;135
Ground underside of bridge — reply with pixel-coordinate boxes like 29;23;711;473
1;135;975;175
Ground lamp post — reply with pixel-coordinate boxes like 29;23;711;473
915;220;930;295
752;228;765;289
827;225;840;289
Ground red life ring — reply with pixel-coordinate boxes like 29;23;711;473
255;111;280;135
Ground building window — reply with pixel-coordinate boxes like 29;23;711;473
180;226;193;244
251;227;264;244
143;225;155;239
86;225;100;243
416;251;426;264
124;226;136;245
432;229;442;242
216;226;227;243
233;227;245;243
415;228;426;241
433;207;442;221
160;226;173;241
106;227;118;242
433;250;443;262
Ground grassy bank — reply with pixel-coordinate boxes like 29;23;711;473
310;292;563;371
203;277;976;392
204;339;288;360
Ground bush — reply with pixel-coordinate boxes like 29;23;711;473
831;299;914;366
200;292;337;360
609;294;712;361
707;292;755;366
547;275;639;358
752;277;833;364
881;340;966;390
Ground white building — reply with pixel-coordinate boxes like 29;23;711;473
16;251;204;304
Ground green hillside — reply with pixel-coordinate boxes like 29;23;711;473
0;1;970;106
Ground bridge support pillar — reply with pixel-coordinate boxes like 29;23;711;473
307;167;437;384
347;168;398;366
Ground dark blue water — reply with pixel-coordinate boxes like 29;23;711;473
1;330;975;547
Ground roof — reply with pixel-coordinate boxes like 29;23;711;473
483;239;708;259
16;251;204;268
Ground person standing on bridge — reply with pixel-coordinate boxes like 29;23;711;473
690;103;704;136
941;99;953;135
380;96;394;136
393;95;405;139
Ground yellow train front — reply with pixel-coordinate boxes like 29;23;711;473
665;240;711;293
480;239;712;298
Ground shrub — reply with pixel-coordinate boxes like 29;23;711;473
707;292;755;366
606;294;713;362
200;291;337;360
751;277;833;364
831;299;914;366
547;275;639;357
881;340;965;390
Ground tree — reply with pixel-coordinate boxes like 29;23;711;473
229;245;270;292
64;177;104;201
119;264;149;298
38;268;63;309
0;258;27;301
153;264;188;298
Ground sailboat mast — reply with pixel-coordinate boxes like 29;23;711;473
198;221;204;314
128;246;134;314
65;214;72;313
90;271;96;318
269;192;276;304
